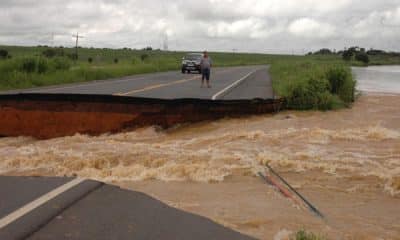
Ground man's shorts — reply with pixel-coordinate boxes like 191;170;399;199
202;68;210;81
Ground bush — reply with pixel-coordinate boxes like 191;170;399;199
37;58;49;74
2;57;70;75
326;66;355;103
88;57;93;63
42;48;65;58
271;61;356;110
286;77;334;110
291;229;326;240
21;58;37;73
326;66;347;94
0;49;8;59
355;52;370;64
67;53;78;61
338;74;356;103
140;54;149;61
52;57;71;71
114;58;119;64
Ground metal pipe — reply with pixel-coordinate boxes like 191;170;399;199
258;172;304;207
265;163;324;219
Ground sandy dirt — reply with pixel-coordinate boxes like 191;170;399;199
1;93;399;239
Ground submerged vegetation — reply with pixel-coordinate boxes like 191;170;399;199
292;229;327;240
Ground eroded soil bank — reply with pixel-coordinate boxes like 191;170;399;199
1;94;399;239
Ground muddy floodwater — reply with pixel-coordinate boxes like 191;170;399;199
1;67;400;239
1;93;399;239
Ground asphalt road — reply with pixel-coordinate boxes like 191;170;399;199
6;65;273;100
0;176;254;240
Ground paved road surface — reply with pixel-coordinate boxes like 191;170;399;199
5;65;273;100
0;176;254;240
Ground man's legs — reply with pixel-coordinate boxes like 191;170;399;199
201;68;206;87
205;68;211;88
201;68;211;88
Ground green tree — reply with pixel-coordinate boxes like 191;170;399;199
0;49;8;59
342;50;353;61
42;48;64;58
355;52;370;64
140;54;149;61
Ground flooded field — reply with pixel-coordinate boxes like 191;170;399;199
353;65;400;94
1;93;399;239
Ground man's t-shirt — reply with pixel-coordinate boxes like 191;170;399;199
200;57;212;69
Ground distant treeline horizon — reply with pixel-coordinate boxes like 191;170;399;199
309;46;400;56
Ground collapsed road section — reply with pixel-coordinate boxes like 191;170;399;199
0;94;284;139
0;176;254;240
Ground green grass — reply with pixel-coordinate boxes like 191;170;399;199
270;57;356;110
292;229;327;240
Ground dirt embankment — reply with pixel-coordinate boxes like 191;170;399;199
0;94;283;139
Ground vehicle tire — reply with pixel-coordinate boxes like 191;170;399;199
181;68;185;74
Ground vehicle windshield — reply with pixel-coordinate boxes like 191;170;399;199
184;54;202;60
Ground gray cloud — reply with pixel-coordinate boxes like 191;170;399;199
0;0;399;53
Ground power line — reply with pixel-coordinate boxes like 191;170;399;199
50;32;54;47
72;32;84;60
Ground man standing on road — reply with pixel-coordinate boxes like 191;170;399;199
200;51;212;88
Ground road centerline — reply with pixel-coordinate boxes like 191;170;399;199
0;178;85;229
114;75;201;96
212;69;260;100
28;76;150;93
114;68;237;96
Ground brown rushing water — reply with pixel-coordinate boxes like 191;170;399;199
1;94;400;239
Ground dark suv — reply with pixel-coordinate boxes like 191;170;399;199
181;53;203;74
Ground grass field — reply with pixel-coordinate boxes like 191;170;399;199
0;45;393;110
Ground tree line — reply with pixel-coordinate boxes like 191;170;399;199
308;47;400;64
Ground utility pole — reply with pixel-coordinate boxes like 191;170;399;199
163;33;169;51
51;32;54;47
72;32;84;61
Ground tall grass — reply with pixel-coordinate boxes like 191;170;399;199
292;229;327;240
0;56;181;90
270;59;356;110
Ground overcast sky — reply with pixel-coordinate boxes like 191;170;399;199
0;0;399;54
